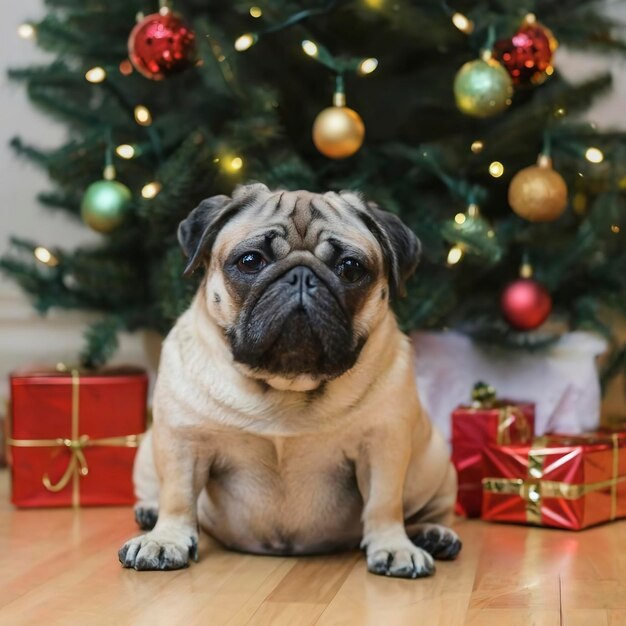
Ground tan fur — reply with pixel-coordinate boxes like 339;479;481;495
121;187;458;578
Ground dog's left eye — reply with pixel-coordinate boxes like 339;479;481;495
335;258;366;283
237;252;267;274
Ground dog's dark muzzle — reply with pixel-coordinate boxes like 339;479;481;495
229;264;360;378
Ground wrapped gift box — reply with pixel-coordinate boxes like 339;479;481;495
451;383;535;517
8;366;148;507
481;433;626;530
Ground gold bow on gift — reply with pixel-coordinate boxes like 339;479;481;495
43;435;89;492
470;381;532;445
483;434;624;524
8;368;142;507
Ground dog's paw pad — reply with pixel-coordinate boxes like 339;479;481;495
134;506;158;530
410;524;462;561
119;529;197;571
367;545;434;579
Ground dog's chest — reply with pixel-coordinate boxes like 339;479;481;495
209;432;355;497
201;431;363;551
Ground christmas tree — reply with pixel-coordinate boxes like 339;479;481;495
2;0;625;374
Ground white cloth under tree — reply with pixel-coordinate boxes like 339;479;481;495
411;330;607;441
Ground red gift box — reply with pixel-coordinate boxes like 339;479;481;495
451;383;534;518
481;433;626;530
8;366;148;507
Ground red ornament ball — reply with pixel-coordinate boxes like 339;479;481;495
128;11;196;80
500;278;552;330
493;20;557;85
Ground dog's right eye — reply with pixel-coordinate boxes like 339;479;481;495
335;257;366;283
237;252;267;274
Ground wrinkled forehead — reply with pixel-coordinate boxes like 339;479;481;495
214;190;381;260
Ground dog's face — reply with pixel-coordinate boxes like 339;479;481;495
178;184;420;388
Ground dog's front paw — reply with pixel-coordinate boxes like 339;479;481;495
410;524;462;560
365;533;434;579
119;525;198;571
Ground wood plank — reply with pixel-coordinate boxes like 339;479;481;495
226;560;297;626
268;553;359;603
247;602;326;626
560;580;626;610
562;609;609;626
465;609;561;626
608;611;626;625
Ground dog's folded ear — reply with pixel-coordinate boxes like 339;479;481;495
178;183;271;276
177;194;233;276
367;203;421;298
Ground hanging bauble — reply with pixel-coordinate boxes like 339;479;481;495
81;179;132;233
501;277;552;330
128;9;197;80
493;14;557;86
313;107;365;159
508;154;568;222
453;53;513;118
313;90;365;159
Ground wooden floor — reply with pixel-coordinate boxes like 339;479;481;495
2;470;626;626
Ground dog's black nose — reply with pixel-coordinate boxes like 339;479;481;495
284;266;318;301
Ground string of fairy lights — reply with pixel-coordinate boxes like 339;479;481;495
16;1;620;331
16;4;608;196
16;0;382;239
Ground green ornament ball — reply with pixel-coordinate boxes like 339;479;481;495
453;57;513;118
81;180;132;233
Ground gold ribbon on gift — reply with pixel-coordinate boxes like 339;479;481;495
496;407;532;445
8;369;142;507
470;381;532;445
483;434;623;524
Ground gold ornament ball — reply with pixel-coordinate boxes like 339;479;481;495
508;157;568;222
312;106;365;159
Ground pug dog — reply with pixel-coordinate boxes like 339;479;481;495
119;183;460;579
